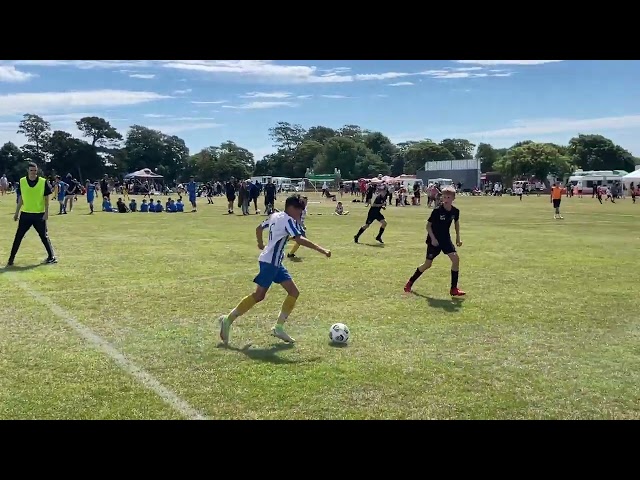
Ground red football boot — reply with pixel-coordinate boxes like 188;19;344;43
450;287;466;296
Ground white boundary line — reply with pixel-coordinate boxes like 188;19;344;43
10;278;208;420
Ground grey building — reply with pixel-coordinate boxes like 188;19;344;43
416;158;481;191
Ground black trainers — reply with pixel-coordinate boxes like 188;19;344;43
44;257;58;264
6;259;14;267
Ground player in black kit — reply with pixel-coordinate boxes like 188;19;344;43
404;186;465;296
354;188;387;244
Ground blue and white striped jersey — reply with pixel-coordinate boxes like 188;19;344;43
258;211;303;267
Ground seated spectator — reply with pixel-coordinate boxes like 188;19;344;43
102;198;113;212
116;197;128;213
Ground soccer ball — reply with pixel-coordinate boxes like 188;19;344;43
329;323;350;344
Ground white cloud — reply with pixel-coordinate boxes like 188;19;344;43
373;94;389;98
455;60;563;66
320;67;351;75
5;60;518;86
145;122;223;134
130;74;155;79
453;66;483;71
240;91;292;99
12;60;154;69
320;95;349;99
222;101;297;110
297;95;313;99
466;115;640;138
388;81;414;86
249;145;277;160
143;114;217;121
191;100;227;104
0;65;36;82
0;90;169;116
173;88;192;95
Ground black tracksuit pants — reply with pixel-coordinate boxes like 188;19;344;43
9;212;55;261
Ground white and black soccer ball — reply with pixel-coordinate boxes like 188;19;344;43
329;323;350;344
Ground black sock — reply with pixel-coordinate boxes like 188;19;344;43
409;268;423;283
377;227;385;238
59;204;63;214
355;227;365;239
451;270;459;289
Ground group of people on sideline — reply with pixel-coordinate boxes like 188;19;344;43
102;197;186;213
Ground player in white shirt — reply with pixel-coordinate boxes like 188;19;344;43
287;196;307;259
219;194;331;345
515;186;523;200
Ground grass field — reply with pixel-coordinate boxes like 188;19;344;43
0;191;638;420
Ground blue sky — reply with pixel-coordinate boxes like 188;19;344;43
1;60;640;160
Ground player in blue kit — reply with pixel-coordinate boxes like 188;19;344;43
186;176;197;212
85;180;97;214
54;176;67;215
218;194;331;345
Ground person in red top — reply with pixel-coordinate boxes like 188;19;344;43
550;183;564;219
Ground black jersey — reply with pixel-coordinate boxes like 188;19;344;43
428;205;459;239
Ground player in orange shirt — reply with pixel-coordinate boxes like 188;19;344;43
550;183;564;219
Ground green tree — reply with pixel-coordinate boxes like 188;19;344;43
268;122;306;150
439;138;475;160
76;116;123;147
0;142;25;180
17;113;51;164
475;142;501;172
568;134;635;171
363;132;397;165
496;142;570;186
404;141;455;174
303;126;338;144
46;130;104;181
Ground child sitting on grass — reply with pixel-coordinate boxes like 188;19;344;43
116;197;129;213
102;198;114;212
334;201;349;215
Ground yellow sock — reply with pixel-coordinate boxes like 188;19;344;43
277;295;298;324
290;242;300;255
229;295;257;321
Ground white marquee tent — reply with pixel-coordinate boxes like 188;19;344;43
124;168;163;180
621;168;640;188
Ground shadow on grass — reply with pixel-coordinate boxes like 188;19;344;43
411;292;465;312
328;341;349;348
218;342;316;365
362;243;384;248
0;263;46;274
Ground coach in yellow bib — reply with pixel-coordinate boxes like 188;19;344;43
7;162;57;267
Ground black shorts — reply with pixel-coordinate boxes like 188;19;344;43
552;199;561;208
226;194;235;202
366;208;385;225
426;237;455;260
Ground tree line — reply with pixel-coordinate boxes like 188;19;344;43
1;114;638;185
